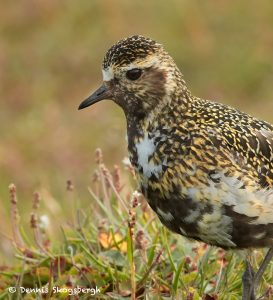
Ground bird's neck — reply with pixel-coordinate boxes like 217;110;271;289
126;86;193;142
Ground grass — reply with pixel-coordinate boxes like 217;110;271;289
1;150;272;299
1;1;273;276
1;2;273;299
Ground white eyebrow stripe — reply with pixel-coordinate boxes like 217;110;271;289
102;67;114;81
123;58;160;71
120;64;140;71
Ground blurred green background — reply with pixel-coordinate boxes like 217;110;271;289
0;0;273;263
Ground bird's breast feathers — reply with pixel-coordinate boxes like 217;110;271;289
128;125;273;249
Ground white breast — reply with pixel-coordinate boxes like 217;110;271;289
135;134;163;178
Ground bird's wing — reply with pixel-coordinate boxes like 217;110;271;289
201;123;273;246
194;99;273;188
209;119;273;189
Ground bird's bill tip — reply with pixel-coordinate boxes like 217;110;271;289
78;84;112;110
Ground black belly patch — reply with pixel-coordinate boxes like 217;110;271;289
144;185;201;238
224;205;273;248
143;184;273;249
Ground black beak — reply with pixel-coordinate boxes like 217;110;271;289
78;84;112;110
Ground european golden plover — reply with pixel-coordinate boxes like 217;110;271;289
79;35;273;299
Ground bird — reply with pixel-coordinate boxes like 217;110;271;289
78;35;273;299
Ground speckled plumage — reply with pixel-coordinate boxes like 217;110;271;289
78;35;273;298
95;35;273;252
103;36;159;69
130;98;273;249
80;35;273;250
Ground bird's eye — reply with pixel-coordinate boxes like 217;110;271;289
126;68;142;81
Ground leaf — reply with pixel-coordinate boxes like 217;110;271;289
181;272;198;285
204;294;218;300
106;291;131;299
52;256;69;276
173;259;184;292
98;232;127;253
100;250;126;267
32;267;50;282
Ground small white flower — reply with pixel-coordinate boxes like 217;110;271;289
132;190;142;198
122;157;131;167
39;215;50;230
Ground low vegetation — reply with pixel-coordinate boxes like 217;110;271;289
1;150;272;299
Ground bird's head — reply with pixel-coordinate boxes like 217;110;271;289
79;35;188;119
